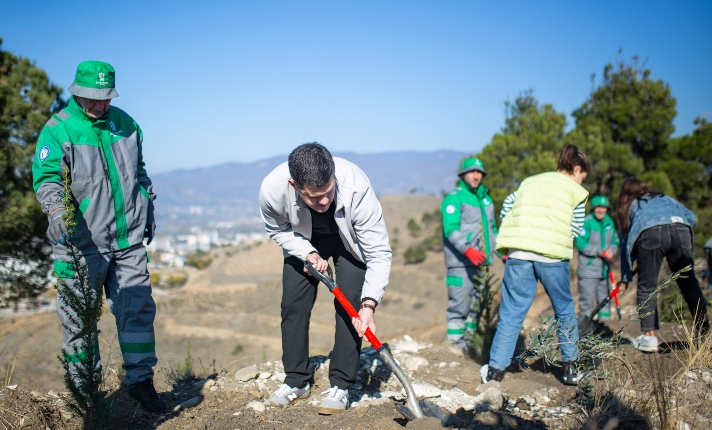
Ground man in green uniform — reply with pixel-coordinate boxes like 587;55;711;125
32;61;165;413
441;157;497;353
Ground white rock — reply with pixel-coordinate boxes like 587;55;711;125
173;396;202;412
437;388;479;413
259;372;271;379
676;422;690;430
438;362;447;368
270;372;286;383
449;362;461;368
403;335;413;341
235;365;260;382
536;395;551;405
395;340;420;353
200;379;216;394
684;371;697;380
402;381;441;398
247;401;266;412
232;411;241;416
357;397;391;407
5;385;17;390
701;372;711;383
405;356;429;372
477;387;505;410
375;390;401;399
210;386;218;391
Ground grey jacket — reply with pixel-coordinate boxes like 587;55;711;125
259;157;392;302
32;97;154;254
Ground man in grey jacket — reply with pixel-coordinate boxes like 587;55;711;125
259;143;391;414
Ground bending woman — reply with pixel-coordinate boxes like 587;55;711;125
481;144;589;386
617;178;710;352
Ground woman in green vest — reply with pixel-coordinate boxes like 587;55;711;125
481;144;590;386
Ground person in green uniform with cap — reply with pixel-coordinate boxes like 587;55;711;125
575;195;619;321
32;61;166;413
440;157;497;354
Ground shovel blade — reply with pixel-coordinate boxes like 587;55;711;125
577;315;594;337
395;399;453;427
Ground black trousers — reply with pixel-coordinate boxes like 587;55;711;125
634;224;710;332
281;239;366;390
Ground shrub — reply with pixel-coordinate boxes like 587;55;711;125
186;253;212;270
404;244;426;264
166;273;187;288
406;219;421;237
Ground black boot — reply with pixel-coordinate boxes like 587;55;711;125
128;379;168;413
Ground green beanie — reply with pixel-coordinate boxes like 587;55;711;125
590;195;609;208
68;60;119;100
458;157;486;176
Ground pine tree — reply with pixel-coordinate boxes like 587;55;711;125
0;38;66;307
55;169;112;429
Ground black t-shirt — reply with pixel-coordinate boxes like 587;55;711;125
308;201;340;242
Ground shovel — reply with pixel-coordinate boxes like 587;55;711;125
304;261;451;424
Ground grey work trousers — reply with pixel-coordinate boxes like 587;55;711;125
55;243;157;388
578;277;611;320
445;266;482;348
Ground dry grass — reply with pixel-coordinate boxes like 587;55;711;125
576;317;712;430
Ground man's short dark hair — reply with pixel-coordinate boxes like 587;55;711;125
288;142;335;189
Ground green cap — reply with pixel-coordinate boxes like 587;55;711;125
458;157;486;176
590;195;609;208
68;61;118;100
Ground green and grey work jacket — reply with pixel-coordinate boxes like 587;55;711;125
441;181;497;267
32;96;155;254
575;213;619;278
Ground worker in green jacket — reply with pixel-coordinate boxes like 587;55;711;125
441;157;497;353
575;195;619;321
32;61;165;413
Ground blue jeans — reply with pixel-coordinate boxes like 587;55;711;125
489;258;579;371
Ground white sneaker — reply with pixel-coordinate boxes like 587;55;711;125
263;383;310;406
633;334;659;353
317;386;349;414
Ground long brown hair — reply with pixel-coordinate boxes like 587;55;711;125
616;177;664;236
557;143;590;175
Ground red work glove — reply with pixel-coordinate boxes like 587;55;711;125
601;250;614;261
464;248;486;266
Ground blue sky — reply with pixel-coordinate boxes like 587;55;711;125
2;1;711;174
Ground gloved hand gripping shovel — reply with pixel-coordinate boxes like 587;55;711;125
305;261;451;423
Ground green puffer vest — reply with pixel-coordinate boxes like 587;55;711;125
496;172;589;260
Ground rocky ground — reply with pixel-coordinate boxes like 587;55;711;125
2;195;712;428
3;320;712;429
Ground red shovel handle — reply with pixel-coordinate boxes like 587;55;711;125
331;287;383;349
608;270;620;306
305;261;383;350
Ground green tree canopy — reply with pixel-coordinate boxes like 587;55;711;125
476;90;567;213
0;38;66;306
572;54;676;197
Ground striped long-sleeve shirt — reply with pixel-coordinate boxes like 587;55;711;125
500;191;586;238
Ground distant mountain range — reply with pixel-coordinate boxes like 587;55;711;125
150;150;470;230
